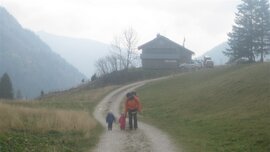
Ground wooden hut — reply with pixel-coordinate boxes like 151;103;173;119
138;34;194;69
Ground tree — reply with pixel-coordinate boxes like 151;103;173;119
225;0;257;62
254;0;270;62
40;90;44;97
95;54;121;76
95;28;139;76
91;73;97;81
111;27;139;69
95;57;110;75
16;89;23;99
225;0;270;62
0;73;14;99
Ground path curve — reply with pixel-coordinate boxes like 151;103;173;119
93;78;179;152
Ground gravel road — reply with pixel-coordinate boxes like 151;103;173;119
93;78;179;152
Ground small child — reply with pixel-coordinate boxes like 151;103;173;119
106;111;115;131
118;113;126;130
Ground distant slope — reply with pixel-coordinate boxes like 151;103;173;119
138;63;270;151
37;32;110;77
0;7;86;98
201;42;229;65
201;42;270;65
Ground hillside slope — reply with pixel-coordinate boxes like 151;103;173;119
0;7;86;98
37;32;110;77
138;63;270;152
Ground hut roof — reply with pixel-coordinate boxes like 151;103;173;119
138;34;194;55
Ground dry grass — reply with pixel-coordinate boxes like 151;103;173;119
0;85;118;151
0;102;96;133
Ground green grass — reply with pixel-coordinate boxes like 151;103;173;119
0;130;99;152
138;63;270;152
0;86;117;152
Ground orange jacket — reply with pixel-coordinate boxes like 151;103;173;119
125;96;142;114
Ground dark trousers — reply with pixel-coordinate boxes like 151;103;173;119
128;109;138;129
108;122;113;130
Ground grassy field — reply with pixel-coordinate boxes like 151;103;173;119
0;86;117;152
138;63;270;152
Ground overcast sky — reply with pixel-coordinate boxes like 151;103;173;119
1;0;241;56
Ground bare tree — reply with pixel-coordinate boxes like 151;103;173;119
106;53;119;72
95;54;121;76
95;28;139;76
111;27;139;70
95;57;109;75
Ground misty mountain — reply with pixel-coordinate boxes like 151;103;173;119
201;42;229;65
201;42;270;65
37;32;110;77
0;7;86;98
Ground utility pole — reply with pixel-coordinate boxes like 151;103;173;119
183;37;186;48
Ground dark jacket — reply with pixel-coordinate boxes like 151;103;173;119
106;112;115;124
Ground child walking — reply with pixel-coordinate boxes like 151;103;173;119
106;111;115;131
118;113;126;130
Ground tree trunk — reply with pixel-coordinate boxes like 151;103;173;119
260;51;264;62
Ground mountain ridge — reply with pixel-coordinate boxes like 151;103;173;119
201;42;270;65
37;31;110;77
200;42;229;65
0;6;86;98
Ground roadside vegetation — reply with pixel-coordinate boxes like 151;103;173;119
0;86;117;152
138;63;270;152
0;103;95;133
0;66;180;152
93;67;180;87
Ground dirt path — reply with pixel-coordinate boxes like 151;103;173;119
93;78;179;152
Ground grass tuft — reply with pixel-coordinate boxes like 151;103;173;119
0;103;96;133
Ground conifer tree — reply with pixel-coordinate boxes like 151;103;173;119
225;0;270;62
254;0;270;62
0;73;14;99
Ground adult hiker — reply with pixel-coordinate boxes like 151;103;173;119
125;92;142;130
